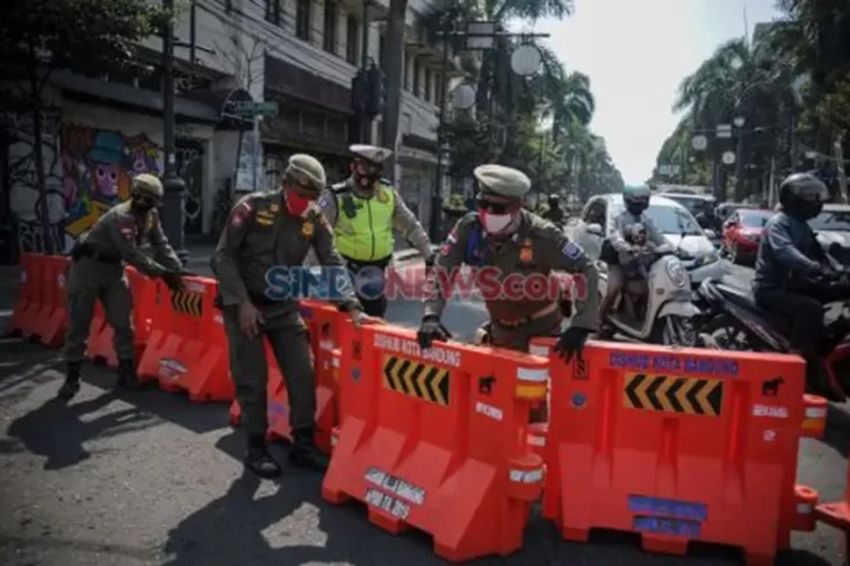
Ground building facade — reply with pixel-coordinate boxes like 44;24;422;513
0;0;458;258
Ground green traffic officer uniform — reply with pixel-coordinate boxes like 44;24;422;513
317;144;432;317
212;154;360;476
59;174;182;400
421;165;600;353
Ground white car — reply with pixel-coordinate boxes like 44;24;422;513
811;203;850;248
565;193;726;286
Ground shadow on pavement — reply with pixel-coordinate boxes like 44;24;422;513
6;391;158;470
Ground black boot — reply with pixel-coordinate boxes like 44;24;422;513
57;362;82;401
117;359;141;390
290;428;328;471
245;435;282;478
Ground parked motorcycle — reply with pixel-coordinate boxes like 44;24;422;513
599;243;701;346
696;242;850;399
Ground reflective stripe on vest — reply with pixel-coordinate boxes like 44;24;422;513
334;185;395;261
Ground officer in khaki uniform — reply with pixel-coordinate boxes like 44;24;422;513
58;174;185;401
212;154;365;478
418;165;599;359
317;144;433;317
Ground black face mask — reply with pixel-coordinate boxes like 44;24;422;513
792;200;823;221
626;203;648;216
132;196;159;214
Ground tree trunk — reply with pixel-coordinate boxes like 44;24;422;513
28;43;51;254
381;0;408;184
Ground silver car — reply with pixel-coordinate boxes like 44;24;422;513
566;193;726;286
811;203;850;264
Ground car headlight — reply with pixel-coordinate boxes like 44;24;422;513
666;259;688;288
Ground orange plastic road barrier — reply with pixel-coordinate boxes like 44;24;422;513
815;444;850;561
30;255;70;347
86;267;156;367
323;322;548;562
137;276;233;401
8;253;45;337
534;339;824;566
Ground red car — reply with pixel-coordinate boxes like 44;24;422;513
722;209;774;264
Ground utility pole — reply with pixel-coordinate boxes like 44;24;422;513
359;0;371;143
836;133;848;203
430;23;450;241
161;0;187;263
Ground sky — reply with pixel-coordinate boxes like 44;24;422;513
533;0;783;185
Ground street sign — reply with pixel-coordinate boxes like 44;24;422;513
716;124;733;139
722;151;736;165
233;101;279;117
692;135;708;151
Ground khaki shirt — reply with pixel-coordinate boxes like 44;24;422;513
424;210;600;331
80;201;181;277
212;191;359;315
318;178;432;259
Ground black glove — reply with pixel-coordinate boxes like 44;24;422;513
424;253;436;269
417;315;451;349
554;326;591;363
161;271;185;293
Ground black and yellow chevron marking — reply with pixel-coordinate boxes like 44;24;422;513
171;291;203;317
624;373;723;417
382;355;450;406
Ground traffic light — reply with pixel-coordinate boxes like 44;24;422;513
365;63;386;117
351;70;367;113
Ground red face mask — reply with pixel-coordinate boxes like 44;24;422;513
285;189;315;217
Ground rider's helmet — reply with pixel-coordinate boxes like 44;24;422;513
779;173;829;220
548;193;560;207
623;185;651;216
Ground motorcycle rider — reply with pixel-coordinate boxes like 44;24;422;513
753;172;838;398
542;193;566;225
598;185;666;329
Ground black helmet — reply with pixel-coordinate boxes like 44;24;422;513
548;193;560;205
779;173;828;220
623;185;651;215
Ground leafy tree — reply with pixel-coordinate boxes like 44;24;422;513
0;0;166;252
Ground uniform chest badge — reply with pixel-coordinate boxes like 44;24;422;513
302;221;314;238
519;238;534;263
376;189;389;204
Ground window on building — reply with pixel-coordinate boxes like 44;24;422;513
412;57;420;96
323;1;337;53
264;0;280;25
296;0;311;41
424;69;432;103
345;15;358;64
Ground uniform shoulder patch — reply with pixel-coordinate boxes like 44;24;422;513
230;198;254;228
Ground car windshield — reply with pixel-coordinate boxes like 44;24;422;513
810;210;850;232
614;203;703;235
739;211;773;228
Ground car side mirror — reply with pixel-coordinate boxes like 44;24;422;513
703;229;716;239
586;223;603;237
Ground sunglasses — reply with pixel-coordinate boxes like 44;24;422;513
476;194;519;214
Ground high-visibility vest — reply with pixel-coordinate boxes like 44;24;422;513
334;184;395;261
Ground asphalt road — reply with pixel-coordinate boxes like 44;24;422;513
1;259;848;565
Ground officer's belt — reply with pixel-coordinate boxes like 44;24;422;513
77;246;121;264
249;292;293;306
495;302;559;328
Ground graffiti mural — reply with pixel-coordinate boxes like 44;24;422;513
60;125;162;242
5;108;66;253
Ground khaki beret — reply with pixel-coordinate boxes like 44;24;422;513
131;173;164;198
473;164;531;198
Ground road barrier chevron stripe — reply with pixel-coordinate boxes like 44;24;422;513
623;373;723;417
382;355;450;406
171;290;203;317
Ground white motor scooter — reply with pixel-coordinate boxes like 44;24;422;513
600;240;701;346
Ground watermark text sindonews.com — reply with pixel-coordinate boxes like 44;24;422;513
263;265;588;302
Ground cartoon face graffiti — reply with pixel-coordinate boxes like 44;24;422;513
94;163;120;197
86;131;127;199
